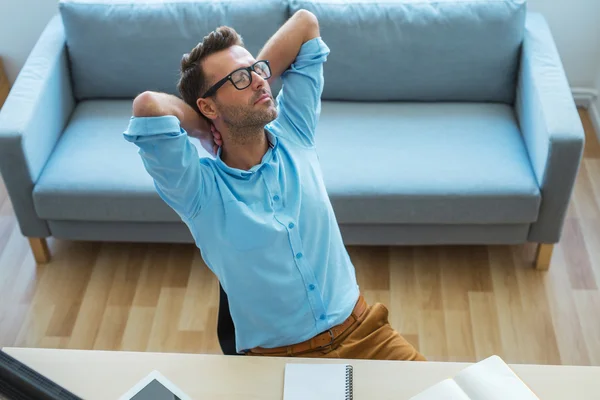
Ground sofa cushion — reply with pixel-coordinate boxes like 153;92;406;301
59;0;287;100
290;0;526;103
315;102;541;224
34;100;540;225
33;100;196;222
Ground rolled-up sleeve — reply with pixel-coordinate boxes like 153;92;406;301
123;115;210;221
274;37;330;147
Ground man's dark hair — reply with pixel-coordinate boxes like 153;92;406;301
177;26;244;119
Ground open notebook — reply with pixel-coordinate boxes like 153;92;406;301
410;355;539;400
283;363;353;400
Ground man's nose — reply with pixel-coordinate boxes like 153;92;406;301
251;71;265;90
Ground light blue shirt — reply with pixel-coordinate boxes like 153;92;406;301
123;37;359;353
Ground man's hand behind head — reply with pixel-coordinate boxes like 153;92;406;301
188;123;222;157
133;91;222;157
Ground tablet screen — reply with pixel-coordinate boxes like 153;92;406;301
119;371;192;400
128;379;182;400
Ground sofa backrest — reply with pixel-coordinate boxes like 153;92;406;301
59;0;288;100
60;0;526;104
291;0;526;104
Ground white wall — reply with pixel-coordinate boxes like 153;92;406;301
0;0;599;89
0;0;58;84
527;0;600;89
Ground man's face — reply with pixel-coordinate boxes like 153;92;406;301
200;45;278;131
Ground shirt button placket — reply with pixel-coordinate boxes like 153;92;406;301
263;164;281;209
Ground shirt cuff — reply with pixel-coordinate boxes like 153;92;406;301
123;115;182;140
294;37;330;65
301;37;330;54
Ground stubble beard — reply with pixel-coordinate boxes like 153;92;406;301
217;100;278;145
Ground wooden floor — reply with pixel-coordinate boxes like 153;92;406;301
0;110;599;366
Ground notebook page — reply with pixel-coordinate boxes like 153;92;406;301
283;363;350;400
454;356;539;400
409;379;471;400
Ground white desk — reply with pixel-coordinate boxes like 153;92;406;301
4;347;600;399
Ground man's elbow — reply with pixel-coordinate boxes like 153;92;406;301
294;9;319;41
132;91;161;117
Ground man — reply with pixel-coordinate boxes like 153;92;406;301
124;10;425;360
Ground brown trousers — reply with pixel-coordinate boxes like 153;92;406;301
248;303;426;361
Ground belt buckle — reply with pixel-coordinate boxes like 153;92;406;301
315;329;335;350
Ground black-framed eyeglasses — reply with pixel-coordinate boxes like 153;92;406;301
201;60;271;98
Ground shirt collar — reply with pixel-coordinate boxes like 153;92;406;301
215;127;278;178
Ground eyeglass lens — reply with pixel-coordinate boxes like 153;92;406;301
231;61;271;90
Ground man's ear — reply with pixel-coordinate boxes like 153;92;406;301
197;98;217;120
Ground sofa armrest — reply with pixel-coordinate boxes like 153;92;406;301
0;15;75;237
515;13;584;243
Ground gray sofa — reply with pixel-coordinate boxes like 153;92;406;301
0;0;584;269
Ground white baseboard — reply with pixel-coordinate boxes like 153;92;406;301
572;87;598;108
589;102;600;142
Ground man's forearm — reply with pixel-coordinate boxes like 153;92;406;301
132;91;208;134
258;9;320;82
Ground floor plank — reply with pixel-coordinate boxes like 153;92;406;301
468;292;503;360
545;246;591;366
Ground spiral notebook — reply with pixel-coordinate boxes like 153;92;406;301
283;363;353;400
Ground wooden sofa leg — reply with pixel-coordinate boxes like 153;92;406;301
534;243;554;270
28;237;50;264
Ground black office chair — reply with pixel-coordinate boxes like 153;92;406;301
217;283;239;356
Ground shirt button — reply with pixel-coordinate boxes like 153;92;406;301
295;252;303;259
319;314;326;320
308;284;315;291
273;195;280;201
288;222;295;229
